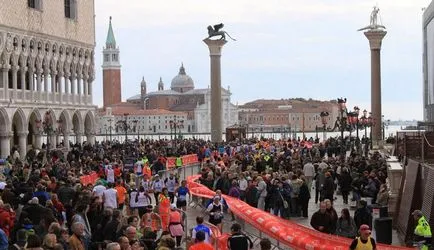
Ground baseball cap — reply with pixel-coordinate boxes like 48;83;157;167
412;210;423;217
170;204;177;210
359;224;371;233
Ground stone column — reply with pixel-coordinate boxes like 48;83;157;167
76;133;82;145
364;30;386;148
34;132;42;150
63;133;70;150
36;69;42;101
18;131;28;160
0;132;11;159
58;72;63;104
50;134;57;149
203;39;227;142
86;133;95;145
64;73;70;103
2;66;10;100
44;68;49;103
51;71;57;103
83;74;88;104
21;67;26;102
28;67;34;102
71;74;76;104
77;75;82;104
12;66;18;100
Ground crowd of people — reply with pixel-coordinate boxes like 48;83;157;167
197;138;389;236
0;135;423;250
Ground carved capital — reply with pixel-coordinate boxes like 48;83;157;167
1;65;10;72
11;65;19;72
364;30;387;50
203;38;227;56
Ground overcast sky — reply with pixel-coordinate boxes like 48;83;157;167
93;0;432;121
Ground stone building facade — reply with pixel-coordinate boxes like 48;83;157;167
0;0;96;158
238;99;339;134
126;64;238;133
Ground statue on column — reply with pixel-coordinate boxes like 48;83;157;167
358;6;386;31
207;23;236;41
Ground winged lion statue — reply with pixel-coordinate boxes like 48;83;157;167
207;23;236;41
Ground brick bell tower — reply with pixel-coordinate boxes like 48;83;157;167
102;16;122;108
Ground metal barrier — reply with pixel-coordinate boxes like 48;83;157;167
154;163;289;249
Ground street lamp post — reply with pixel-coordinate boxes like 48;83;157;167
337;98;348;156
169;115;184;140
116;113;130;143
354;106;360;140
320;111;329;142
104;124;108;141
108;119;113;142
382;116;390;141
132;120;139;140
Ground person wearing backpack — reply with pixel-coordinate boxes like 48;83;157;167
227;223;253;250
349;224;377;250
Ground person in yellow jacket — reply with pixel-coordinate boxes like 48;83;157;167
175;156;183;176
412;210;432;250
349;224;377;250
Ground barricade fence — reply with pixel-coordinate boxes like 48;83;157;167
186;174;413;250
79;155;412;250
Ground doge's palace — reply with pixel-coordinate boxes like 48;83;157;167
0;0;97;158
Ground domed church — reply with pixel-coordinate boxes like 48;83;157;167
126;64;238;133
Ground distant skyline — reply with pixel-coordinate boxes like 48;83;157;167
93;0;432;121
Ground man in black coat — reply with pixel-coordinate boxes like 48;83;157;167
103;209;122;242
323;172;335;201
310;201;332;234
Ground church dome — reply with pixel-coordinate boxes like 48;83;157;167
170;64;194;93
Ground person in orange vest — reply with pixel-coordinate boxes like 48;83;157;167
168;204;184;247
141;205;162;233
143;163;152;180
158;187;171;231
114;180;127;210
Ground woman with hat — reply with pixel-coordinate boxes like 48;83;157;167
168;204;184;247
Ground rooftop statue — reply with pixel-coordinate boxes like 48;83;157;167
207;23;236;41
358;6;386;31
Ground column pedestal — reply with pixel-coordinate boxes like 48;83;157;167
203;38;227;143
0;133;11;159
364;30;386;149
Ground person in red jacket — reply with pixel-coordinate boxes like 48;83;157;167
0;203;14;238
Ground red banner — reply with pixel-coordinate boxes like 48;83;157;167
79;171;100;186
187;175;412;250
166;154;199;169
